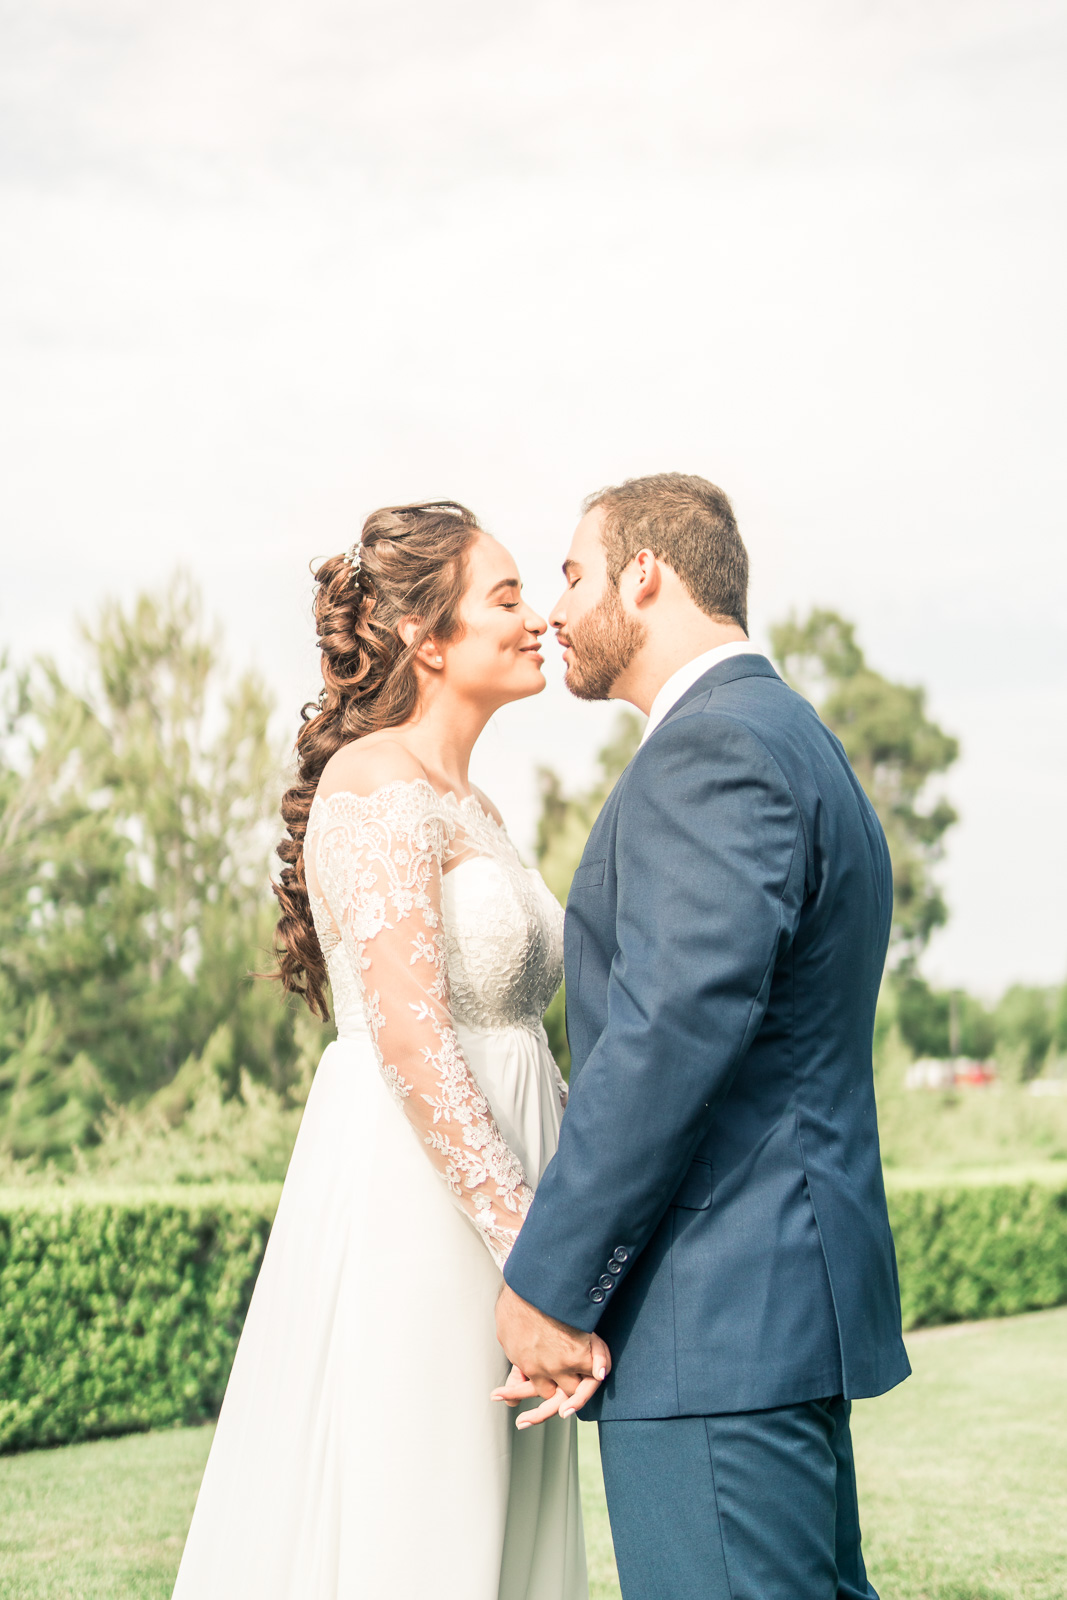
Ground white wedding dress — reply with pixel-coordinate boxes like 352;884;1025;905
173;778;587;1600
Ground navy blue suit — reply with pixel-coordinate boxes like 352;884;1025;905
504;655;909;1597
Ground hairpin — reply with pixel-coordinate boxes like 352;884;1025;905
343;540;362;577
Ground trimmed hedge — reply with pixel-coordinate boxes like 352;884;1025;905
0;1185;278;1454
885;1165;1067;1329
1;1168;1066;1453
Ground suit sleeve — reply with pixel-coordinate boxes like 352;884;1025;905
503;712;807;1330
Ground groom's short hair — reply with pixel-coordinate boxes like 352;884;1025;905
584;473;748;633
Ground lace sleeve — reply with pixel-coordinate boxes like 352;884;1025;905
309;779;534;1267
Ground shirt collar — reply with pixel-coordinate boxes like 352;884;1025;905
639;642;770;745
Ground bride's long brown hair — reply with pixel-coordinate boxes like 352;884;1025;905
272;501;482;1020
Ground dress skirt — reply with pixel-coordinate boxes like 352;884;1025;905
172;1022;587;1600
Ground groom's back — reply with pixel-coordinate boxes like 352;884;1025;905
553;657;910;1420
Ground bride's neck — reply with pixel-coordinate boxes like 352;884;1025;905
388;683;491;795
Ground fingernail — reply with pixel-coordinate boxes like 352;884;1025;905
597;1367;606;1380
560;1406;575;1419
516;1419;529;1429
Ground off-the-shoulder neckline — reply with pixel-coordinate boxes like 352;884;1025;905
309;776;505;835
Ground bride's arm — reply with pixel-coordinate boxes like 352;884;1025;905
310;746;534;1267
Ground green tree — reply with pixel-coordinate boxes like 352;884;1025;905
953;989;997;1061
888;972;995;1061
770;610;959;965
0;653;132;1153
1053;978;1067;1058
994;984;1055;1082
0;579;308;1163
80;580;289;1094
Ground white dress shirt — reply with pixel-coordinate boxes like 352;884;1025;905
639;642;771;745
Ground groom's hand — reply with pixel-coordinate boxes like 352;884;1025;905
494;1282;611;1425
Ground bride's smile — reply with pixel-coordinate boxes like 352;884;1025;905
428;532;548;708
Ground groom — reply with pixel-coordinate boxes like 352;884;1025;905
497;473;910;1598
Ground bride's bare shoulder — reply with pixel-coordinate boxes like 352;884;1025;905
470;784;506;827
316;738;431;802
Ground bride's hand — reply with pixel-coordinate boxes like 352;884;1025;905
490;1334;610;1428
490;1369;570;1428
492;1365;535;1408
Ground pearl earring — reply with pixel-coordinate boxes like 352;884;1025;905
435;655;443;664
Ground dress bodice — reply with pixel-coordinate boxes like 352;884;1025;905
312;787;564;1039
441;796;564;1032
303;777;564;1265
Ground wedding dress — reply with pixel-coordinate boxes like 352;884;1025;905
172;777;586;1600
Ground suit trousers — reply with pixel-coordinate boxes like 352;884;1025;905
597;1396;877;1600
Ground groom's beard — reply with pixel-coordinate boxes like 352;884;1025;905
561;584;646;701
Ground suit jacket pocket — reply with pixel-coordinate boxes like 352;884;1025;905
570;857;606;889
670;1157;713;1211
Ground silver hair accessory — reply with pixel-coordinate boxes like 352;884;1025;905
317;687;327;710
343;540;362;577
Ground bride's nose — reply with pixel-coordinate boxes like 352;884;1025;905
524;609;548;636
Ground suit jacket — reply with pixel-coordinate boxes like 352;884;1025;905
504;655;911;1418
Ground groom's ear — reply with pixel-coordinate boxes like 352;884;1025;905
624;549;662;609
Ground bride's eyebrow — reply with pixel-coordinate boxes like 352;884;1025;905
486;578;521;597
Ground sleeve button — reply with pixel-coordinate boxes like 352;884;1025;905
589;1287;605;1303
613;1247;629;1263
607;1260;622;1274
598;1274;614;1290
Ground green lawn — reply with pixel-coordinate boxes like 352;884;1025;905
0;1426;209;1600
1;1308;1064;1599
853;1307;1067;1600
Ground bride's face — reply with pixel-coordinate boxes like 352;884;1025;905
441;533;548;706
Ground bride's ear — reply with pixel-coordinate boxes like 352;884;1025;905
400;617;445;671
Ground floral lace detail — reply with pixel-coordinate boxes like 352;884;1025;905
306;779;550;1266
436;795;565;1037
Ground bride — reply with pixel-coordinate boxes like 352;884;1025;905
172;501;595;1599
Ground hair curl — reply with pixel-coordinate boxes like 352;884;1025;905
272;501;482;1019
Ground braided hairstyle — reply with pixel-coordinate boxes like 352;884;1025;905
273;500;482;1019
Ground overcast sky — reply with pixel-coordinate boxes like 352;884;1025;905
2;0;1065;994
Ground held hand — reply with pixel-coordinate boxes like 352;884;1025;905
493;1365;533;1408
490;1366;565;1428
494;1282;611;1428
491;1364;608;1429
